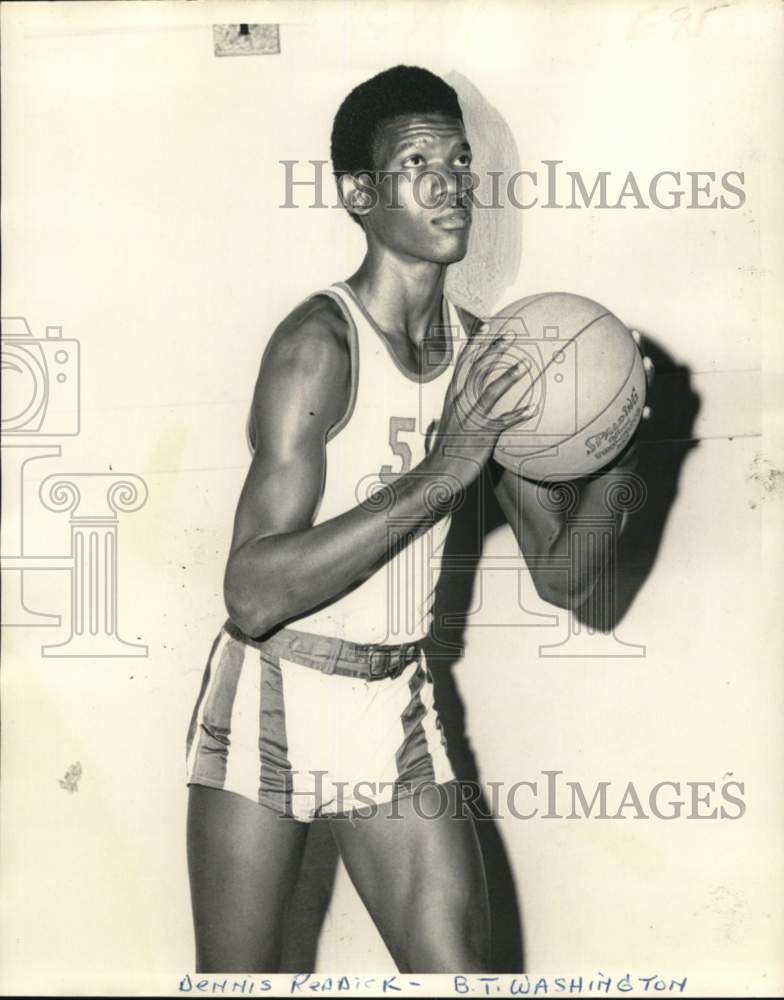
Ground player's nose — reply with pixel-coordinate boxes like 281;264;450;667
425;166;468;210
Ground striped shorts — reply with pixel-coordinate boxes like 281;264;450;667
185;622;455;822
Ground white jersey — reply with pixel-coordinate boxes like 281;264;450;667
249;281;467;645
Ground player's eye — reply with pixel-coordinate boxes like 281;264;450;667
455;153;472;167
402;153;426;168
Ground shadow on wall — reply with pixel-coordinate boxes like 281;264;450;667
445;71;523;319
575;334;702;631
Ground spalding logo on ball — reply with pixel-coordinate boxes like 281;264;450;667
454;292;647;482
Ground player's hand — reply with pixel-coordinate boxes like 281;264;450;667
631;329;655;421
424;325;535;487
612;329;655;473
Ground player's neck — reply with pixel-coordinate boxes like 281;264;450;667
345;250;446;347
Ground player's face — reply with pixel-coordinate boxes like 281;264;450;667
364;113;473;264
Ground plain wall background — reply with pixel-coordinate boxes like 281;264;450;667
2;0;783;995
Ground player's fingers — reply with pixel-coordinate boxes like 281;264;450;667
480;360;529;409
631;330;655;386
499;403;536;425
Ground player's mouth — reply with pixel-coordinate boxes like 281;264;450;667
432;208;471;230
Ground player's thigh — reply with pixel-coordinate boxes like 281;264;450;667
187;784;309;972
329;781;490;972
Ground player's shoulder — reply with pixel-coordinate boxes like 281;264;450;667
263;292;350;378
249;293;350;447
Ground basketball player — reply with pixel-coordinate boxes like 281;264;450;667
185;65;653;973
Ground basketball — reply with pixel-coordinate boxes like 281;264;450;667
455;292;647;481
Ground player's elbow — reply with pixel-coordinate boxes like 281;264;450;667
535;578;573;611
223;553;282;639
533;572;595;612
224;591;261;638
224;584;266;638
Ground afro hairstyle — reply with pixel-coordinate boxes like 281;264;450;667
330;65;464;224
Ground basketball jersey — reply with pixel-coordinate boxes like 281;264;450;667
247;281;467;645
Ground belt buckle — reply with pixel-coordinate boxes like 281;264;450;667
387;644;418;681
368;651;388;681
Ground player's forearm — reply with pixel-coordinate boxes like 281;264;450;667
224;457;454;637
531;447;640;609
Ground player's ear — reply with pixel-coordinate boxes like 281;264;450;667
337;172;376;221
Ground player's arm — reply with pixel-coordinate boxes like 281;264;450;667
224;299;522;639
456;307;651;610
490;446;640;611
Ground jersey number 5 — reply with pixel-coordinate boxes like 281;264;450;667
380;416;416;477
380;416;439;478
